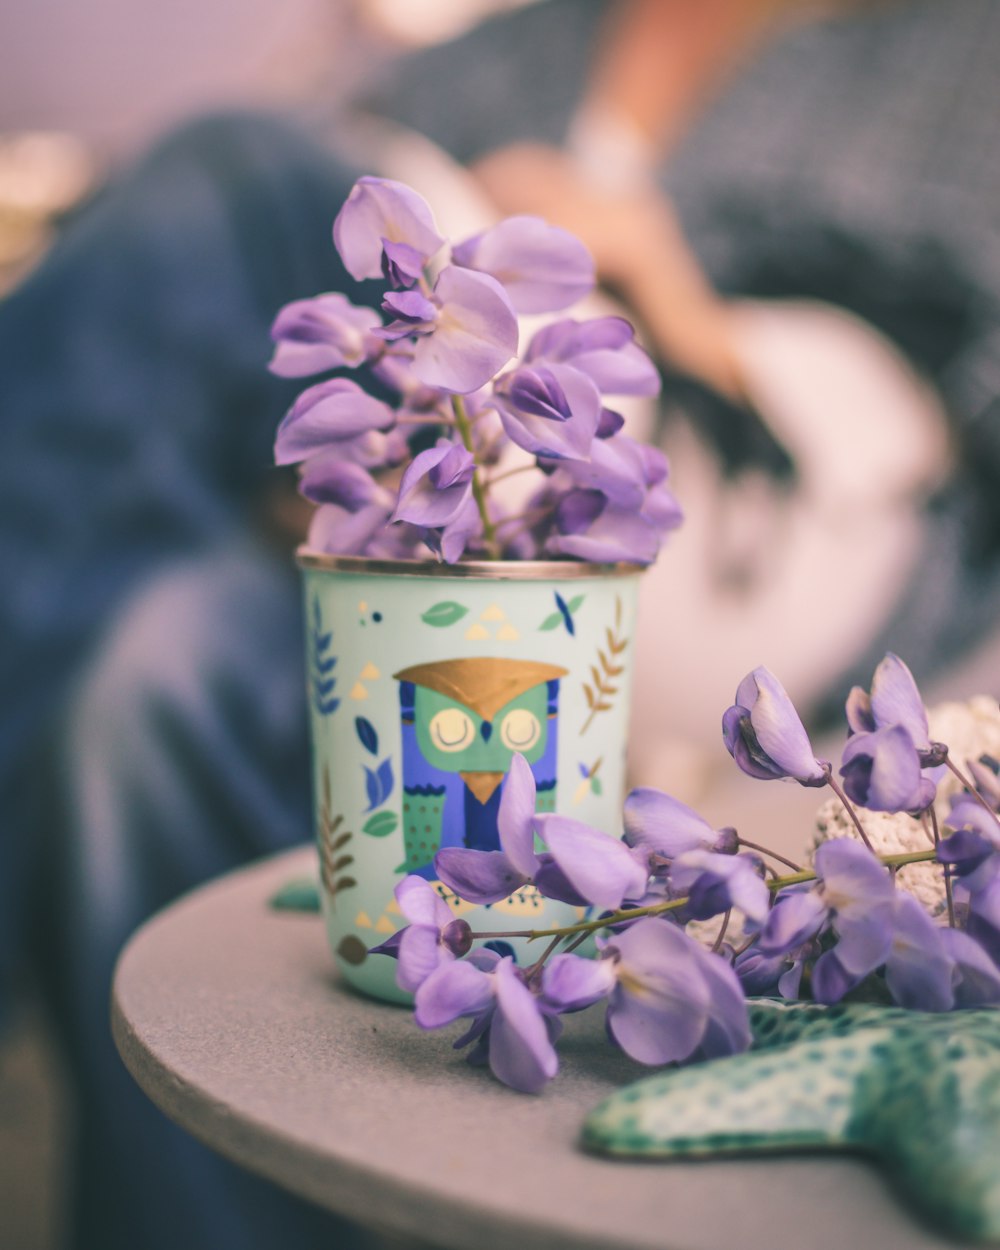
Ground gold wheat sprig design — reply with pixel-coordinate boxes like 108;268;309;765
581;595;628;734
318;763;356;906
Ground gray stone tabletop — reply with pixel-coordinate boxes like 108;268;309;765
112;847;965;1250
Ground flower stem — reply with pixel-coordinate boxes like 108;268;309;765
737;837;801;873
824;769;876;852
929;804;957;928
451;395;497;554
469;848;939;944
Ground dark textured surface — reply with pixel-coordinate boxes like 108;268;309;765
113;848;966;1250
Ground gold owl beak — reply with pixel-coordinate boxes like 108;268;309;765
460;771;505;805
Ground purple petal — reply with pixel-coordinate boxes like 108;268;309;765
434;494;483;565
498;753;540;877
839;725;925;813
306;502;392;556
526;317;659;397
810;951;859;1003
844;686;876;735
489;958;558;1093
434;848;529;906
392;442;474;528
546;505;660;565
883;894;954;1011
759;888;827;954
596;408;625;438
411;266;518;394
688;944;751;1058
269;293;380;377
378;288;438;336
414;959;493;1029
944;797;1000;843
274;378;395;464
868;653;930;748
623;789;715;857
496;362;600;461
541;953;616;1012
299;457;383;509
539;814;648;910
734;946;788;995
815;838;895;915
671;851;770;925
829;912;893;978
939;927;1000;1006
531;855;592;907
395;874;452;929
727;668;827;785
554;489;606;536
397;923;451;993
453;216;594;313
381;238;427;288
604;919;711;1065
557;435;646;510
333;176;444;282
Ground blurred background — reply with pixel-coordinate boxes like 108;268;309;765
3;0;1000;1247
0;8;503;1245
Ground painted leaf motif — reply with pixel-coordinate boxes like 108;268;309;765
355;716;379;755
591;776;603;796
363;810;399;838
555;592;575;636
364;757;395;812
539;612;563;631
421;601;469;627
567;595;585;613
269;877;321;912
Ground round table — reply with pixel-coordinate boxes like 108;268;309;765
112;847;961;1250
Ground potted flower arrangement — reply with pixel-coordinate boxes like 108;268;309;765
269;176;681;1002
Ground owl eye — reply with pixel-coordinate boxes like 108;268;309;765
499;708;541;752
429;707;475;752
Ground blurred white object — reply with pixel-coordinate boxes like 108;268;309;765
365;0;539;47
629;300;951;796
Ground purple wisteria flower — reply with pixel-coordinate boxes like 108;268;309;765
722;668;828;786
333;176;444;284
493;362;601;460
435;753;646;911
271;171;685;566
415;951;559;1094
451;216;595;313
839;724;936;814
846;653;943;765
598;919;750;1065
758;838;896;1003
938;800;1000;963
268;293;382;377
524;316;660;398
623;788;736;859
370;875;471;993
274;378;395;465
391;440;475;529
668;850;769;925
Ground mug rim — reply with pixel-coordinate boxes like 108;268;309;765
296;548;646;581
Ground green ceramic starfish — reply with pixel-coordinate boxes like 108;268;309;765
583;1000;1000;1242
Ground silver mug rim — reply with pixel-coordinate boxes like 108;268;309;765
296;548;645;581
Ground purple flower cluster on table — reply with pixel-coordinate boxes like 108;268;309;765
373;653;1000;1095
270;176;682;565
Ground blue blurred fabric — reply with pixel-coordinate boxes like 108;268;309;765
0;112;383;1250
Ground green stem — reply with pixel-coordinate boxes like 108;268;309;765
451;395;497;554
469;848;940;944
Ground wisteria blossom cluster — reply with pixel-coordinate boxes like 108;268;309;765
374;654;1000;1093
269;176;681;564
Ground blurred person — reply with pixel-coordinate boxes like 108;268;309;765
4;2;1000;1249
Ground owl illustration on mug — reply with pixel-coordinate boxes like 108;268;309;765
394;657;567;877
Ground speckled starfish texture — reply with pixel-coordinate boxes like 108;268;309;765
583;1000;1000;1242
